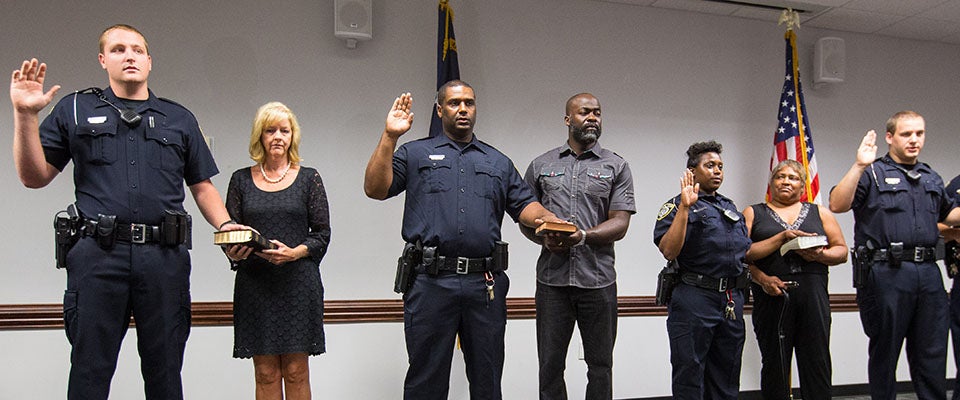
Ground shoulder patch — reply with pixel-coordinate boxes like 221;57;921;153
657;202;676;220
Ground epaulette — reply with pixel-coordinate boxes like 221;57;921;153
158;97;188;110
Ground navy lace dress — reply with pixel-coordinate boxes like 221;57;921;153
225;166;331;358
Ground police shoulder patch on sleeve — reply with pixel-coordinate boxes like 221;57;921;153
657;202;676;220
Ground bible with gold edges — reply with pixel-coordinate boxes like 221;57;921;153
214;230;277;250
535;221;578;236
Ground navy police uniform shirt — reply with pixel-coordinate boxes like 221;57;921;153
39;87;218;225
847;154;955;248
653;193;750;278
387;133;536;258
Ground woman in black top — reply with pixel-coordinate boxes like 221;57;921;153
743;160;847;400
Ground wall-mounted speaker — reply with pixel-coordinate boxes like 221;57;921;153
335;0;373;48
814;37;844;84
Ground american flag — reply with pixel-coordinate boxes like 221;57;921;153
769;29;820;204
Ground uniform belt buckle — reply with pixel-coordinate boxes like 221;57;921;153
716;277;729;291
131;224;147;244
914;247;925;262
456;257;470;274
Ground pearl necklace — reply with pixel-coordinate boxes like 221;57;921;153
260;162;291;184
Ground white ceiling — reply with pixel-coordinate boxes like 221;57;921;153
595;0;960;44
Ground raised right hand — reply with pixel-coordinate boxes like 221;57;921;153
856;130;878;167
10;58;60;114
679;169;699;208
384;92;414;139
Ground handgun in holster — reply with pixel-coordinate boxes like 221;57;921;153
53;204;81;269
394;243;422;294
655;259;680;306
851;242;875;289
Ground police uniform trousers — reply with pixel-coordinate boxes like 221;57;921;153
751;273;831;400
536;281;618;400
950;275;960;400
857;260;948;400
667;283;745;400
402;268;510;400
63;237;191;400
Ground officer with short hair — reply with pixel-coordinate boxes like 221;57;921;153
829;111;960;400
10;24;244;400
653;140;751;400
364;80;562;400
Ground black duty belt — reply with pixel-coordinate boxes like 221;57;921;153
434;255;496;274
681;272;749;291
83;219;162;244
873;246;938;263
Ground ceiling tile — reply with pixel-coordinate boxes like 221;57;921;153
593;0;658;6
941;30;960;44
918;0;960;22
875;15;960;41
804;7;905;33
650;0;739;15
841;0;950;16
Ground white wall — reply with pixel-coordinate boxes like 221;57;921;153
1;0;958;398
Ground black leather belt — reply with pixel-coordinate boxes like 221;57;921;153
873;246;938;263
434;255;495;274
83;219;162;244
681;272;750;291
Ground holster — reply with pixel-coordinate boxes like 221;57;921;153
53;204;80;269
946;240;959;278
394;243;421;294
655;259;680;306
851;245;873;288
493;241;509;271
161;210;192;249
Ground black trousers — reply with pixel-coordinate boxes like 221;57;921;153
751;273;831;400
536;282;618;400
64;237;191;400
858;261;947;400
402;270;510;400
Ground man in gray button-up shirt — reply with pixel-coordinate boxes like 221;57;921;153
521;93;635;400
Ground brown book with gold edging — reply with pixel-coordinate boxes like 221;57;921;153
213;230;277;250
535;221;578;236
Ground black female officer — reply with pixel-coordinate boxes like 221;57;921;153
653;140;751;399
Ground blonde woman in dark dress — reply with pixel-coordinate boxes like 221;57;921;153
224;102;331;400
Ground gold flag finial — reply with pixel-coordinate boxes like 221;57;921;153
778;8;801;31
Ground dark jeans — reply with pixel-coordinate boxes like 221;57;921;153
536;281;618;400
858;261;948;400
64;237;192;400
402;270;510;400
751;273;831;400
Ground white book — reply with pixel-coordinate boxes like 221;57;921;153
780;235;828;256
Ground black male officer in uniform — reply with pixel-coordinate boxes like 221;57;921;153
653;140;751;400
363;80;562;400
11;25;244;400
829;111;960;400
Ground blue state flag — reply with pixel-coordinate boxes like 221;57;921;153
428;0;461;138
